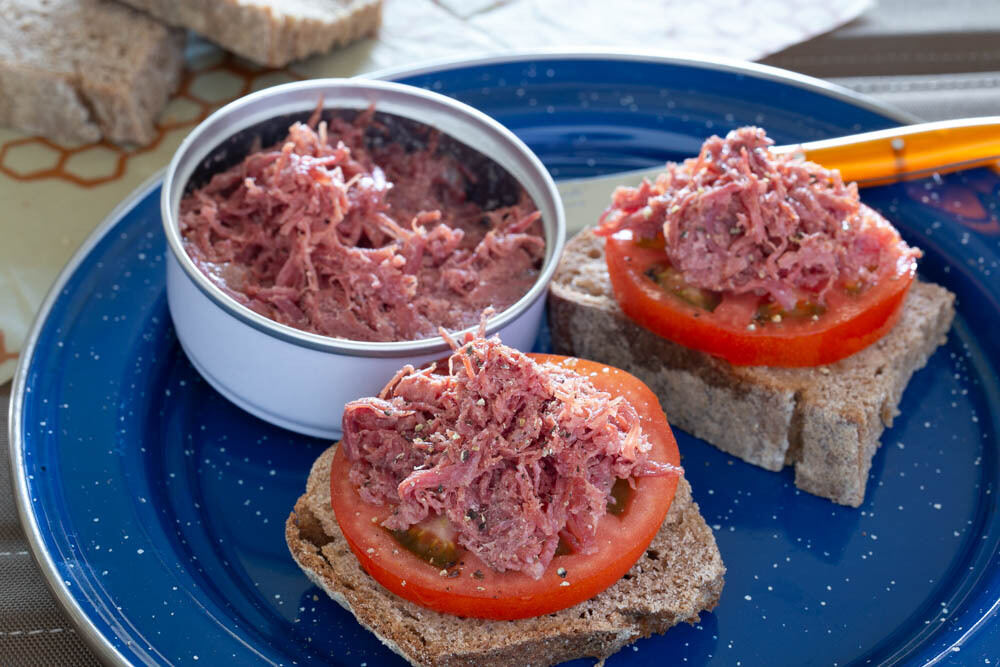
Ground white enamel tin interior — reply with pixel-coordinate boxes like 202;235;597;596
162;79;565;438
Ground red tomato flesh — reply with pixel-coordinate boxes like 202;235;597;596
329;354;680;620
604;230;916;367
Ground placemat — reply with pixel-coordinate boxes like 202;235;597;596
1;381;101;665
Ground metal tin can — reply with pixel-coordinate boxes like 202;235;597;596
161;79;565;438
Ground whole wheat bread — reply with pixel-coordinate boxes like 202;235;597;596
0;0;185;145
548;229;956;507
286;445;725;667
118;0;383;67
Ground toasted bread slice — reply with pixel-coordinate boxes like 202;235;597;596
0;0;185;145
548;229;956;507
286;445;725;667
118;0;383;67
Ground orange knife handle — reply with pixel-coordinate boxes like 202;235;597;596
773;117;1000;186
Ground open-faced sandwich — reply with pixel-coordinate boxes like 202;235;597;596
285;328;724;666
549;127;956;507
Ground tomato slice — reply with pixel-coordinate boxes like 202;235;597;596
329;355;680;620
603;230;916;367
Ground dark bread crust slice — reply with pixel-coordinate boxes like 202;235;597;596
549;229;957;507
286;446;725;667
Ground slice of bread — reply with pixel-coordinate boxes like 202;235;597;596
549;229;956;507
286;445;725;667
0;0;185;145
118;0;383;67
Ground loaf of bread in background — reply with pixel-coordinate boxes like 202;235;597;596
118;0;383;67
0;0;185;146
286;445;725;667
549;229;956;507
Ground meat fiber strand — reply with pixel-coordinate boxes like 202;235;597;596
180;111;544;341
341;334;677;579
598;127;919;310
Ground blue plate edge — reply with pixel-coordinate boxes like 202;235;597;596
8;169;165;667
365;48;920;126
8;50;996;667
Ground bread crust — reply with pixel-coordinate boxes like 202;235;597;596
0;0;184;145
286;445;725;667
548;229;956;507
118;0;383;67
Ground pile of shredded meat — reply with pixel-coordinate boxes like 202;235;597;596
179;109;544;342
341;331;677;579
598;127;920;310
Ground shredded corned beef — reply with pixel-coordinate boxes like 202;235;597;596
598;127;920;310
179;109;545;342
341;331;677;579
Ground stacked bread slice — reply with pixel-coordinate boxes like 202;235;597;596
117;0;383;68
548;229;956;507
0;0;185;145
0;0;383;145
286;445;726;666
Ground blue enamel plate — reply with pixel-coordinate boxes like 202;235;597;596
10;52;1000;665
